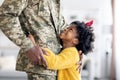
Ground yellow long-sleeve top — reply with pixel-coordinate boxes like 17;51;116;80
44;47;81;80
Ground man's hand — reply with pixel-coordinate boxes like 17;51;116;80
26;46;40;65
76;50;83;73
26;33;48;68
26;46;48;68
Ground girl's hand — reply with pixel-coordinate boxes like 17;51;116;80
76;50;83;73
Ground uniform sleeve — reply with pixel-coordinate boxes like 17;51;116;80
58;14;68;34
44;48;79;70
0;0;34;52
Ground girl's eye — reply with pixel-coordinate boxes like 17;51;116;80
69;29;72;31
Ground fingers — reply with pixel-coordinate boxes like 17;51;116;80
28;33;36;46
41;54;48;69
77;50;82;72
76;65;81;73
77;61;82;65
41;47;48;55
76;63;82;73
80;55;83;61
78;50;82;59
78;50;82;55
79;67;82;73
38;47;48;69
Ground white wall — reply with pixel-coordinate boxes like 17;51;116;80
114;0;120;80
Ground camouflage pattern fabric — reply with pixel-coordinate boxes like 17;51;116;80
27;72;57;80
0;0;67;78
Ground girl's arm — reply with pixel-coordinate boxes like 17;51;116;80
44;48;79;70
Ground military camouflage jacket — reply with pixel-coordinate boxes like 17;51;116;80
0;0;67;75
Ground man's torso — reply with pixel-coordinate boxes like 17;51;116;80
16;0;62;75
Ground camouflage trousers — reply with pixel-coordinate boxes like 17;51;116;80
27;72;57;80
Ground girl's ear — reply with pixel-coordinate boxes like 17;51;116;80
73;38;79;45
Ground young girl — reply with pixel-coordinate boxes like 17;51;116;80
29;20;95;80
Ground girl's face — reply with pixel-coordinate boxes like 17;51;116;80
60;24;78;42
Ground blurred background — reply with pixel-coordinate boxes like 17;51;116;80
0;0;120;80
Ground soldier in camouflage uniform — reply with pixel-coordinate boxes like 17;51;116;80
0;0;67;80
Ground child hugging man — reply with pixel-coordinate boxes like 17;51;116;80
29;20;95;80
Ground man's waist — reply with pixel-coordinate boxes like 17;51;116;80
16;67;57;76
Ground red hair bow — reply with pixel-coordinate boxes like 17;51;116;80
85;20;93;27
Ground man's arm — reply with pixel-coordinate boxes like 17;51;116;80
0;0;47;65
0;0;34;52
